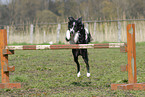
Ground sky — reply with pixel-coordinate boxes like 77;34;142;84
0;0;10;4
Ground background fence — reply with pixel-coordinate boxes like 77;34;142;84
1;19;145;44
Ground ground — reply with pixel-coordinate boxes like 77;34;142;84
0;43;145;96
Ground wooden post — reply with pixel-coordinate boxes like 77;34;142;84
7;26;9;44
111;24;145;90
0;29;21;89
118;21;121;42
85;23;89;30
0;29;9;83
43;30;46;43
57;24;61;43
127;24;137;84
30;24;33;44
93;22;96;41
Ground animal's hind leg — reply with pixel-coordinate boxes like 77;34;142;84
72;50;81;77
82;50;90;77
74;56;81;77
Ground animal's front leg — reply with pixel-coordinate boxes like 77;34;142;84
74;32;79;43
65;30;70;41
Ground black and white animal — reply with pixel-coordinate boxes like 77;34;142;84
65;17;92;77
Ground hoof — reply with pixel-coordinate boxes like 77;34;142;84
87;73;90;77
77;72;81;77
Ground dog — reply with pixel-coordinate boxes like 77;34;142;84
65;17;92;77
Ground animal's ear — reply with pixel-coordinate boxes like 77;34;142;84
68;17;74;21
78;17;82;23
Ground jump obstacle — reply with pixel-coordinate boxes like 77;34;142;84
0;24;145;90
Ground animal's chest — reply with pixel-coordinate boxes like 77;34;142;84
78;34;85;43
69;30;86;44
69;33;76;44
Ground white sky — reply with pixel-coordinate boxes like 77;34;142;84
1;0;10;4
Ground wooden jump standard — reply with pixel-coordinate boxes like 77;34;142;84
0;24;144;90
111;24;145;90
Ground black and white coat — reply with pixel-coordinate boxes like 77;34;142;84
66;28;90;44
66;18;91;44
65;17;92;77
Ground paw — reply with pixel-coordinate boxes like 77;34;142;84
87;73;90;77
65;37;70;41
77;72;81;77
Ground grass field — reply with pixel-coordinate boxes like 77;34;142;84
0;43;145;96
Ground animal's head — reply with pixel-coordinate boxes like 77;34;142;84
66;17;89;44
68;17;84;34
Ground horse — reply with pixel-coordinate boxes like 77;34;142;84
65;17;92;77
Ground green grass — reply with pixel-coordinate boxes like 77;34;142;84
0;43;145;96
